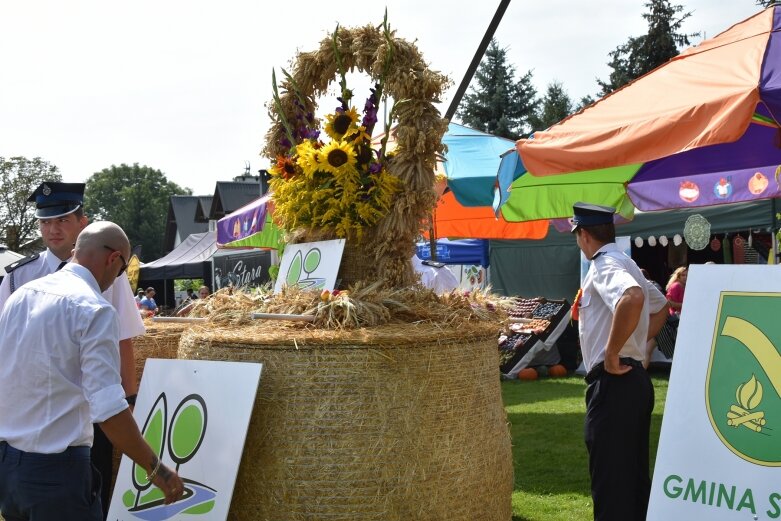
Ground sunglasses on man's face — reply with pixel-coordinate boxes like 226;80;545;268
103;246;128;278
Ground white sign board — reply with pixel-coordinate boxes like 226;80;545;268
108;359;262;521
648;265;781;520
273;239;345;293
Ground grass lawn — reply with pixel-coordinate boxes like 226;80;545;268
503;371;670;521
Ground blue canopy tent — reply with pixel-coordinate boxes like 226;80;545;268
416;239;490;267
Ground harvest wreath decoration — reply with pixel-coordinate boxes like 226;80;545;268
264;15;451;287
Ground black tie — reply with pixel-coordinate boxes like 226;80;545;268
56;261;67;271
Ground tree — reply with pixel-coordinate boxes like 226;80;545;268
457;39;539;140
0;156;61;251
529;81;574;132
84;163;191;261
597;0;698;96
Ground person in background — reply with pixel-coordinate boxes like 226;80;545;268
0;182;144;520
0;222;184;519
139;287;158;316
135;287;144;307
186;288;196;301
571;202;668;521
177;285;211;317
665;266;688;316
410;254;459;294
639;269;665;368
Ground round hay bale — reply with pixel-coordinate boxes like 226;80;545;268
179;322;513;521
132;320;189;384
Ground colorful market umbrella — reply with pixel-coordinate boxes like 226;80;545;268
433;189;548;239
216;194;282;250
378;122;548;239
493;6;781;222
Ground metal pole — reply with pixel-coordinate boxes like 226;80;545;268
431;0;511;260
444;0;512;121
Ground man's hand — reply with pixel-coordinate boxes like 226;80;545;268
604;352;633;375
151;461;185;505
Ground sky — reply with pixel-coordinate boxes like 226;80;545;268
0;1;762;197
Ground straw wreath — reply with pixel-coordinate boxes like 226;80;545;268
264;19;451;288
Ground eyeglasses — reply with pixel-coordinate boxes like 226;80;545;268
103;245;128;278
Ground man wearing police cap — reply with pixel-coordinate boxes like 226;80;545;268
0;182;144;520
571;202;668;521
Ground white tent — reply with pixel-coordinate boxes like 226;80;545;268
0;247;24;277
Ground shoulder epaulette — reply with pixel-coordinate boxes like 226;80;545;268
4;253;39;274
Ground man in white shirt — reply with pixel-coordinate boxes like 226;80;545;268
571;202;669;521
0;182;145;518
0;222;183;520
410;254;460;293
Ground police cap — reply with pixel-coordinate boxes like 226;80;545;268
570;202;615;233
27;182;85;219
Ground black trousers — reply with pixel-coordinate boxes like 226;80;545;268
0;442;102;521
91;425;113;521
584;360;654;521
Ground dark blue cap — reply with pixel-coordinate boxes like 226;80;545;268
27;182;85;219
570;202;615;232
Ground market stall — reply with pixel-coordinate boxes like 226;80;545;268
498;297;571;377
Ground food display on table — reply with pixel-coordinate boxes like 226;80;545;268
498;296;571;375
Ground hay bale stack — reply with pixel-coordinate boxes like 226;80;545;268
132;320;189;384
179;322;513;521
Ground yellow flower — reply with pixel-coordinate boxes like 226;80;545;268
318;140;357;176
295;141;322;178
324;107;360;140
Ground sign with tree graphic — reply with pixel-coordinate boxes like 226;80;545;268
648;265;781;520
108;360;261;521
273;239;345;293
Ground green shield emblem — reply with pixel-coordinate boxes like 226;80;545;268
706;292;781;466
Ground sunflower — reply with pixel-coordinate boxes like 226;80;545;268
270;155;299;180
324;107;360;140
295;141;323;177
318;140;357;176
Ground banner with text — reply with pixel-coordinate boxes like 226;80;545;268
648;265;781;520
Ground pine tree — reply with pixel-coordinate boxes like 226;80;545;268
529;82;574;132
457;39;538;140
597;0;698;96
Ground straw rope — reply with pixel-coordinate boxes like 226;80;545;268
179;322;512;521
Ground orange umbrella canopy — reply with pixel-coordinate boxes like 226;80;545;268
496;6;781;223
517;8;771;177
432;190;548;240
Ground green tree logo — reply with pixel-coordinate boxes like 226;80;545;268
706;293;781;465
122;393;217;519
284;247;326;289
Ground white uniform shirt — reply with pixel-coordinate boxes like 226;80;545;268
0;248;144;340
578;243;667;372
0;263;128;453
411;255;460;294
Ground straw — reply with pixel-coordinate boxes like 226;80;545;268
178;322;513;520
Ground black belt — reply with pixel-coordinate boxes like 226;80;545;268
0;440;90;462
585;357;644;384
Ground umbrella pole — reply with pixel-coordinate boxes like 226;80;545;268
444;0;512;120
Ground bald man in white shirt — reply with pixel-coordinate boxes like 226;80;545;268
0;222;183;521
